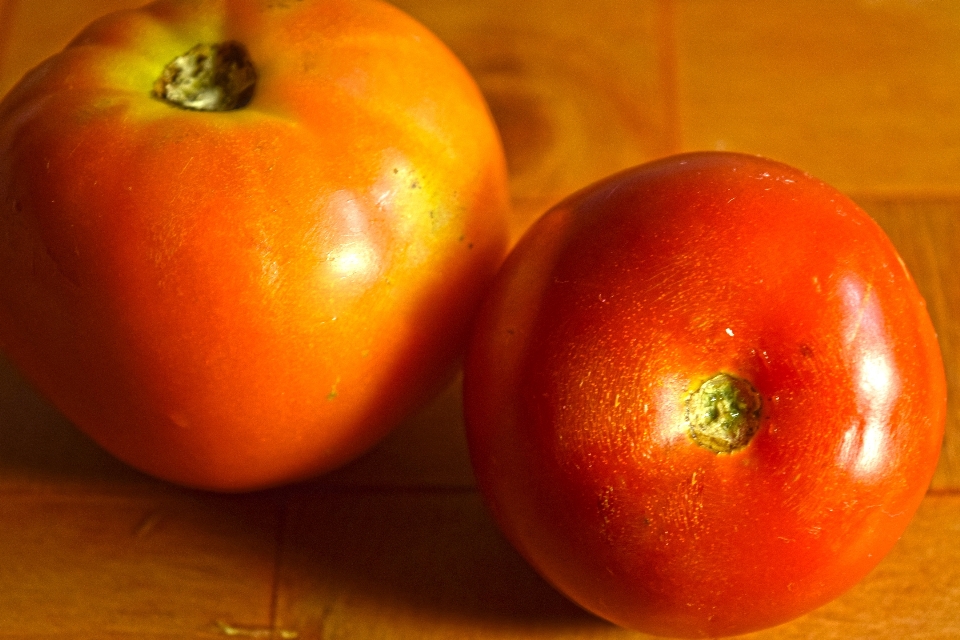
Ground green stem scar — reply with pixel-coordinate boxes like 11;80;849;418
152;41;257;111
685;373;762;453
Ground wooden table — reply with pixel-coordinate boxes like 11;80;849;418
1;1;959;637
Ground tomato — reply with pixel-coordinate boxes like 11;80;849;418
464;152;945;638
0;0;509;491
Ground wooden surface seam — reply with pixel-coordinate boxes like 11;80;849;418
1;0;959;638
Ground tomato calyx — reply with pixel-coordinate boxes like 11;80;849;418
685;372;762;453
152;41;257;111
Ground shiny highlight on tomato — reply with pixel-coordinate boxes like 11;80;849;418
464;152;945;638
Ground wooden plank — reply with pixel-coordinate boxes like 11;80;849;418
675;0;960;197
0;486;954;638
273;491;960;639
0;0;22;81
0;492;281;638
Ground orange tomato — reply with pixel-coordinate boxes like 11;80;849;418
464;152;945;637
0;0;509;490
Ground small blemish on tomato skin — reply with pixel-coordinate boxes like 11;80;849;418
326;376;341;400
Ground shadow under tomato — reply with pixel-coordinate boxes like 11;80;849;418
0;350;152;486
0;348;609;633
272;485;610;635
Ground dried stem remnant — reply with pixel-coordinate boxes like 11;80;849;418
153;41;257;111
686;373;762;453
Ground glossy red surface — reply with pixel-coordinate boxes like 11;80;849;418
464;152;946;637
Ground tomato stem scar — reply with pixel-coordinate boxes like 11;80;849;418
152;41;256;111
685;373;762;453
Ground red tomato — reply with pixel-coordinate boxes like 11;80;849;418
464;152;945;637
0;0;509;491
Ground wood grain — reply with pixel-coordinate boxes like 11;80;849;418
0;0;958;638
0;492;281;637
676;0;960;197
392;0;678;241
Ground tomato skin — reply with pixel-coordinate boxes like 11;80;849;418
464;152;945;637
0;0;509;490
